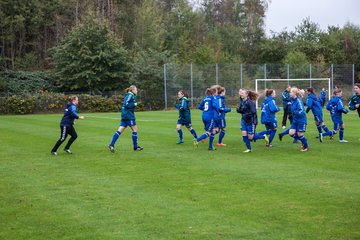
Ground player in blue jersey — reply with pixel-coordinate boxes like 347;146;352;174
194;88;219;150
51;96;85;155
318;88;327;107
323;89;349;142
175;90;198;144
287;87;309;151
258;89;280;147
237;89;269;153
216;87;231;146
305;87;333;142
108;85;143;152
348;83;360;118
281;85;292;129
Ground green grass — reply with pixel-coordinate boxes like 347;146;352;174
0;110;359;239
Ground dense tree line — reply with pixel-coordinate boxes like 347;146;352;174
0;0;359;93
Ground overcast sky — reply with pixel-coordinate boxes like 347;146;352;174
265;0;360;35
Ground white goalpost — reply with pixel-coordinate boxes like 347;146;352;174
255;78;331;108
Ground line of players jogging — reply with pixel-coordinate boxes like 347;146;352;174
50;83;360;155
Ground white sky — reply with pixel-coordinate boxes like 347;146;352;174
265;0;360;35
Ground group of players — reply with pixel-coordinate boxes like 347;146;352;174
50;83;360;155
176;83;360;153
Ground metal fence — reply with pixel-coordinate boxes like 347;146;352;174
164;64;356;109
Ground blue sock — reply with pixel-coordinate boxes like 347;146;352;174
242;135;251;150
316;124;322;134
218;130;225;143
177;129;183;140
110;131;121;146
269;130;277;143
258;130;271;135
197;133;209;142
322;125;329;132
190;129;197;139
253;134;265;141
298;135;308;148
339;128;344;140
290;134;298;142
209;133;215;148
322;130;333;137
132;132;138;149
280;129;289;136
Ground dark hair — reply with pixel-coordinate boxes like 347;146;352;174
306;87;314;94
218;87;226;94
333;89;342;96
68;96;78;102
265;89;274;97
247;90;259;101
355;83;360;88
178;90;188;98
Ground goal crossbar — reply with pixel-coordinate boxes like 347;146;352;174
255;78;331;108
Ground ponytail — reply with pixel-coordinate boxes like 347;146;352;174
68;95;78;102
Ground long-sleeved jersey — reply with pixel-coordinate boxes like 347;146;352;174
218;95;231;119
318;89;327;107
212;95;222;121
198;96;218;122
306;93;323;117
60;102;79;126
121;92;137;120
282;90;291;109
326;96;348;122
291;97;307;124
260;96;280;124
348;93;360;117
175;96;191;123
238;98;258;125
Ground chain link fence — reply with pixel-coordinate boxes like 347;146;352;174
0;64;356;114
164;64;356;109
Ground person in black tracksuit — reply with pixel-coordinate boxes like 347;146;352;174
51;96;84;155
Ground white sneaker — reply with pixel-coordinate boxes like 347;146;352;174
339;139;348;143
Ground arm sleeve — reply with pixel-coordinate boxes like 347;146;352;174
269;100;280;113
198;100;204;110
348;95;356;110
124;95;135;109
70;105;79;119
179;99;186;111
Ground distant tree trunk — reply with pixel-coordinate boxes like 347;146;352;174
76;0;79;25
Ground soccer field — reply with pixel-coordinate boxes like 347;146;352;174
0;110;359;239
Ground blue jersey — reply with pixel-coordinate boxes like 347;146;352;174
121;92;137;121
212;95;222;121
326;96;348;123
198;96;217;122
282;90;291;109
318;90;327;107
238;98;257;125
218;95;231;119
291;97;307;124
175;96;191;124
260;96;280;124
60;103;79;126
306;93;323;117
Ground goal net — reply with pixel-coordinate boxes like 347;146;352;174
255;78;331;108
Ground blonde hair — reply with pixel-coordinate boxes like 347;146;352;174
291;87;304;98
125;85;137;93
